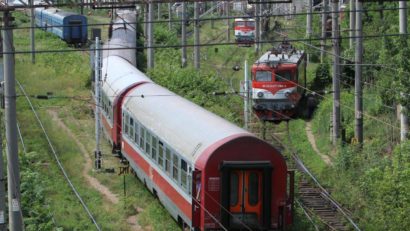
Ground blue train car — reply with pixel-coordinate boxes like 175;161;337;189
34;8;88;45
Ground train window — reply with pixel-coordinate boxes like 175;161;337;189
248;172;259;206
165;148;171;175
124;113;129;135
172;154;179;182
152;136;157;161
255;71;272;82
187;167;192;195
134;123;139;145
129;118;134;137
181;160;187;189
158;142;164;168
145;132;151;155
230;173;239;206
140;127;145;150
247;21;255;27
275;71;292;82
235;21;245;27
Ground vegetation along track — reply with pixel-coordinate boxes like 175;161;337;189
16;80;102;231
248;116;360;231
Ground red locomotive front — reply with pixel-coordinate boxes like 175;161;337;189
251;41;306;122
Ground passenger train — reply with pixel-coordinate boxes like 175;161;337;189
34;7;88;45
252;41;306;122
99;10;294;230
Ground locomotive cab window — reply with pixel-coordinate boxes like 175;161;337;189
275;71;292;82
236;21;245;27
255;71;272;82
247;21;255;27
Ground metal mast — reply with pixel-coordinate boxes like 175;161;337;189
181;2;187;68
147;2;154;68
307;0;312;38
349;0;356;49
399;0;408;141
332;0;340;145
30;0;35;63
0;114;6;231
3;10;24;231
321;0;328;63
355;0;363;144
194;2;200;69
94;37;102;169
168;3;171;30
254;1;260;53
244;60;250;130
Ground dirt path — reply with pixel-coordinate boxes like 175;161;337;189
305;121;332;165
48;110;144;230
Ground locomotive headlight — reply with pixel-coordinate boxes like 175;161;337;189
257;92;264;98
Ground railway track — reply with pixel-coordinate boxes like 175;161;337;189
16;80;102;231
248;116;360;231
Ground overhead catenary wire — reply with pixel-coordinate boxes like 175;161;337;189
4;31;410;56
8;4;410;30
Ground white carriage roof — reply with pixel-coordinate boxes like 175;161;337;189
101;56;152;103
123;83;251;164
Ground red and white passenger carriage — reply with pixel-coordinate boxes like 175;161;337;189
98;10;294;231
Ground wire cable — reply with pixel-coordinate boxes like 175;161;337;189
16;80;102;231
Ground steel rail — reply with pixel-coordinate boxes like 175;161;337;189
16;80;102;231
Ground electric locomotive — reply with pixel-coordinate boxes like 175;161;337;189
252;41;306;122
234;18;256;46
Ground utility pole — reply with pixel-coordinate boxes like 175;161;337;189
321;0;328;63
399;0;408;141
147;2;154;69
94;37;102;170
157;3;160;20
194;2;200;69
332;0;340;145
307;0;312;38
2;10;24;231
226;1;230;42
0;123;5;231
349;0;356;49
144;4;148;47
259;0;263;50
30;0;35;63
244;60;249;130
181;2;187;68
255;1;260;53
307;0;313;63
355;0;363;144
168;3;171;30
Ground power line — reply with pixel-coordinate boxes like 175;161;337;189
3;31;410;55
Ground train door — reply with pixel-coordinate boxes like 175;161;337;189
229;170;263;229
68;20;82;43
